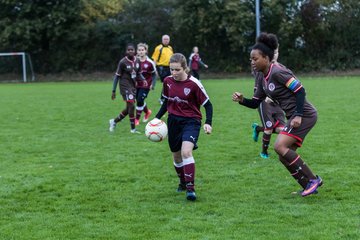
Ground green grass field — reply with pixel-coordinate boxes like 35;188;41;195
1;76;359;239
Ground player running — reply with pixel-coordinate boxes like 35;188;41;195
134;43;157;126
109;43;146;134
251;46;286;159
153;53;213;201
232;33;322;197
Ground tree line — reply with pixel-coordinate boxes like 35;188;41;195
0;0;359;74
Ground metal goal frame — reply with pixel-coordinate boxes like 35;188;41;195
0;52;35;82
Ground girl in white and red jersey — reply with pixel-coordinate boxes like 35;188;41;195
154;53;213;201
232;33;322;197
134;43;157;126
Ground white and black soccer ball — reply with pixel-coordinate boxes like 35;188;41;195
145;119;168;142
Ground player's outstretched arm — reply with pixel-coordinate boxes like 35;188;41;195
232;92;244;102
232;92;261;109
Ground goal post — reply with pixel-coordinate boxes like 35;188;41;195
0;52;35;83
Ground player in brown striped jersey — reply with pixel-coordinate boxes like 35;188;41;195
232;33;322;197
251;46;286;159
109;43;146;134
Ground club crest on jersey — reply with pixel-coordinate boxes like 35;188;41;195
144;63;148;68
268;83;275;91
184;88;191;95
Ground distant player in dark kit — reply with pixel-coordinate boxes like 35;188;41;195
251;46;285;159
232;32;322;197
188;46;208;80
151;34;174;104
134;43;157;126
109;43;146;134
154;53;213;201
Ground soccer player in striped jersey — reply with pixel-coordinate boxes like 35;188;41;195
134;43;157;126
109;43;146;134
251;46;286;159
154;53;213;201
232;33;322;197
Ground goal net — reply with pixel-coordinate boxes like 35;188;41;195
0;52;35;83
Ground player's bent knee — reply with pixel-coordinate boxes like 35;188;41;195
264;129;273;135
181;150;193;159
172;152;182;163
136;101;144;107
274;142;286;156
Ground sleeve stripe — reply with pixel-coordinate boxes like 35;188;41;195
201;98;209;106
286;77;302;91
293;86;303;93
189;76;209;98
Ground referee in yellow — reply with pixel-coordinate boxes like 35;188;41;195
151;34;174;104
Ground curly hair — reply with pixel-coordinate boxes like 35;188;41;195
252;32;279;61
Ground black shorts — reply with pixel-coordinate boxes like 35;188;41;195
156;66;171;82
167;114;201;152
136;88;150;103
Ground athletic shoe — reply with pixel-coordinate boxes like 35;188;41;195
292;176;323;195
252;123;259;142
143;109;152;123
130;129;141;134
301;175;323;197
291;189;318;195
186;191;196;201
109;119;116;132
135;119;140;126
177;183;187;192
260;152;269;159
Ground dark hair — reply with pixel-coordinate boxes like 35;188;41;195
126;43;135;49
252;33;278;61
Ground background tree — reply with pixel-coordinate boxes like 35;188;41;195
172;0;255;72
323;0;360;70
0;1;85;72
115;0;176;53
1;0;359;74
0;0;126;73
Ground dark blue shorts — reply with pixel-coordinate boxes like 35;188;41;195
156;66;171;82
167;114;201;152
136;88;150;103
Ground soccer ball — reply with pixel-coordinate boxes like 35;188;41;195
145;119;168;142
